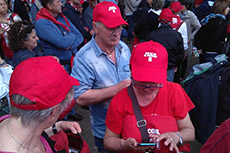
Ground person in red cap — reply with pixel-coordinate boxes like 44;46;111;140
71;1;131;153
0;56;82;153
175;0;201;82
170;1;188;51
104;41;195;153
146;8;184;82
169;1;189;83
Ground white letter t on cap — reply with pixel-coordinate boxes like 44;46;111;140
144;52;157;62
108;6;117;13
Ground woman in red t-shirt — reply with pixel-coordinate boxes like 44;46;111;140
104;41;195;153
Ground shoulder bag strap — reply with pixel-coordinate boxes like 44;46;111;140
175;21;184;31
127;85;149;143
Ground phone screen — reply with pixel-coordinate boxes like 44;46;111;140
137;143;157;146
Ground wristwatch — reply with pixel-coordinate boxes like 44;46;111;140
52;123;58;134
175;132;183;145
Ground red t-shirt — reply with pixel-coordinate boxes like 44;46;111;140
106;81;195;153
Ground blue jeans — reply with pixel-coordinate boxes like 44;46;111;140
126;15;134;41
167;68;175;82
94;137;115;153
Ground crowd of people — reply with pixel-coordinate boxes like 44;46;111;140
0;0;230;152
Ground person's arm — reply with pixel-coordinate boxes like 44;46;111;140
189;12;201;41
104;128;153;152
176;113;195;144
63;10;91;40
178;22;188;50
76;79;131;106
129;0;142;8
82;8;93;31
45;121;82;137
155;113;195;153
104;128;137;152
67;18;84;49
35;19;78;49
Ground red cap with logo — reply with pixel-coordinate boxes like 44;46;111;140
93;1;128;28
130;41;168;83
159;8;173;23
9;56;80;110
169;1;183;13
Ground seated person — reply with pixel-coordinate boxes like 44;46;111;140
8;21;44;67
104;41;195;153
0;56;81;152
0;57;13;116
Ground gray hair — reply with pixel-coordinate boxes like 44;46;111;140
10;87;74;128
152;0;165;10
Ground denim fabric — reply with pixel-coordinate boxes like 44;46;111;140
94;137;115;153
71;37;131;139
167;68;175;82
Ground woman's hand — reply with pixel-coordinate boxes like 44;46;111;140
56;121;82;134
121;138;156;152
154;132;180;153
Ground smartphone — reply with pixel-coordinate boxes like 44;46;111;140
137;142;160;149
137;143;157;146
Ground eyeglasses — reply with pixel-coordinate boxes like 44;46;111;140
109;26;122;35
131;79;163;90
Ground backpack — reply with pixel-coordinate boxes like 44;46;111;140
42;130;90;153
194;14;225;50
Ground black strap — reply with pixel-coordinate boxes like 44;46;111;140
127;85;149;143
175;21;184;31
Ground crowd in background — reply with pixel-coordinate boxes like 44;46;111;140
0;0;230;152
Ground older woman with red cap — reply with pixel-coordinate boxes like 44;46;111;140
104;41;195;153
0;56;81;153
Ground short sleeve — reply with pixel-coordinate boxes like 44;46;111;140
172;83;195;119
105;90;127;134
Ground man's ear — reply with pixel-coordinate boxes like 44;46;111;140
47;2;53;10
92;22;98;34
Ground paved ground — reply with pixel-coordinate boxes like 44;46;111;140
74;39;203;153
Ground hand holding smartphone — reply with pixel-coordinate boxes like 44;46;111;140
137;143;157;146
137;141;160;149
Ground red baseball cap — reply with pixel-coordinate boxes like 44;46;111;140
159;8;173;23
130;41;168;83
9;56;80;110
93;1;128;28
169;1;183;13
